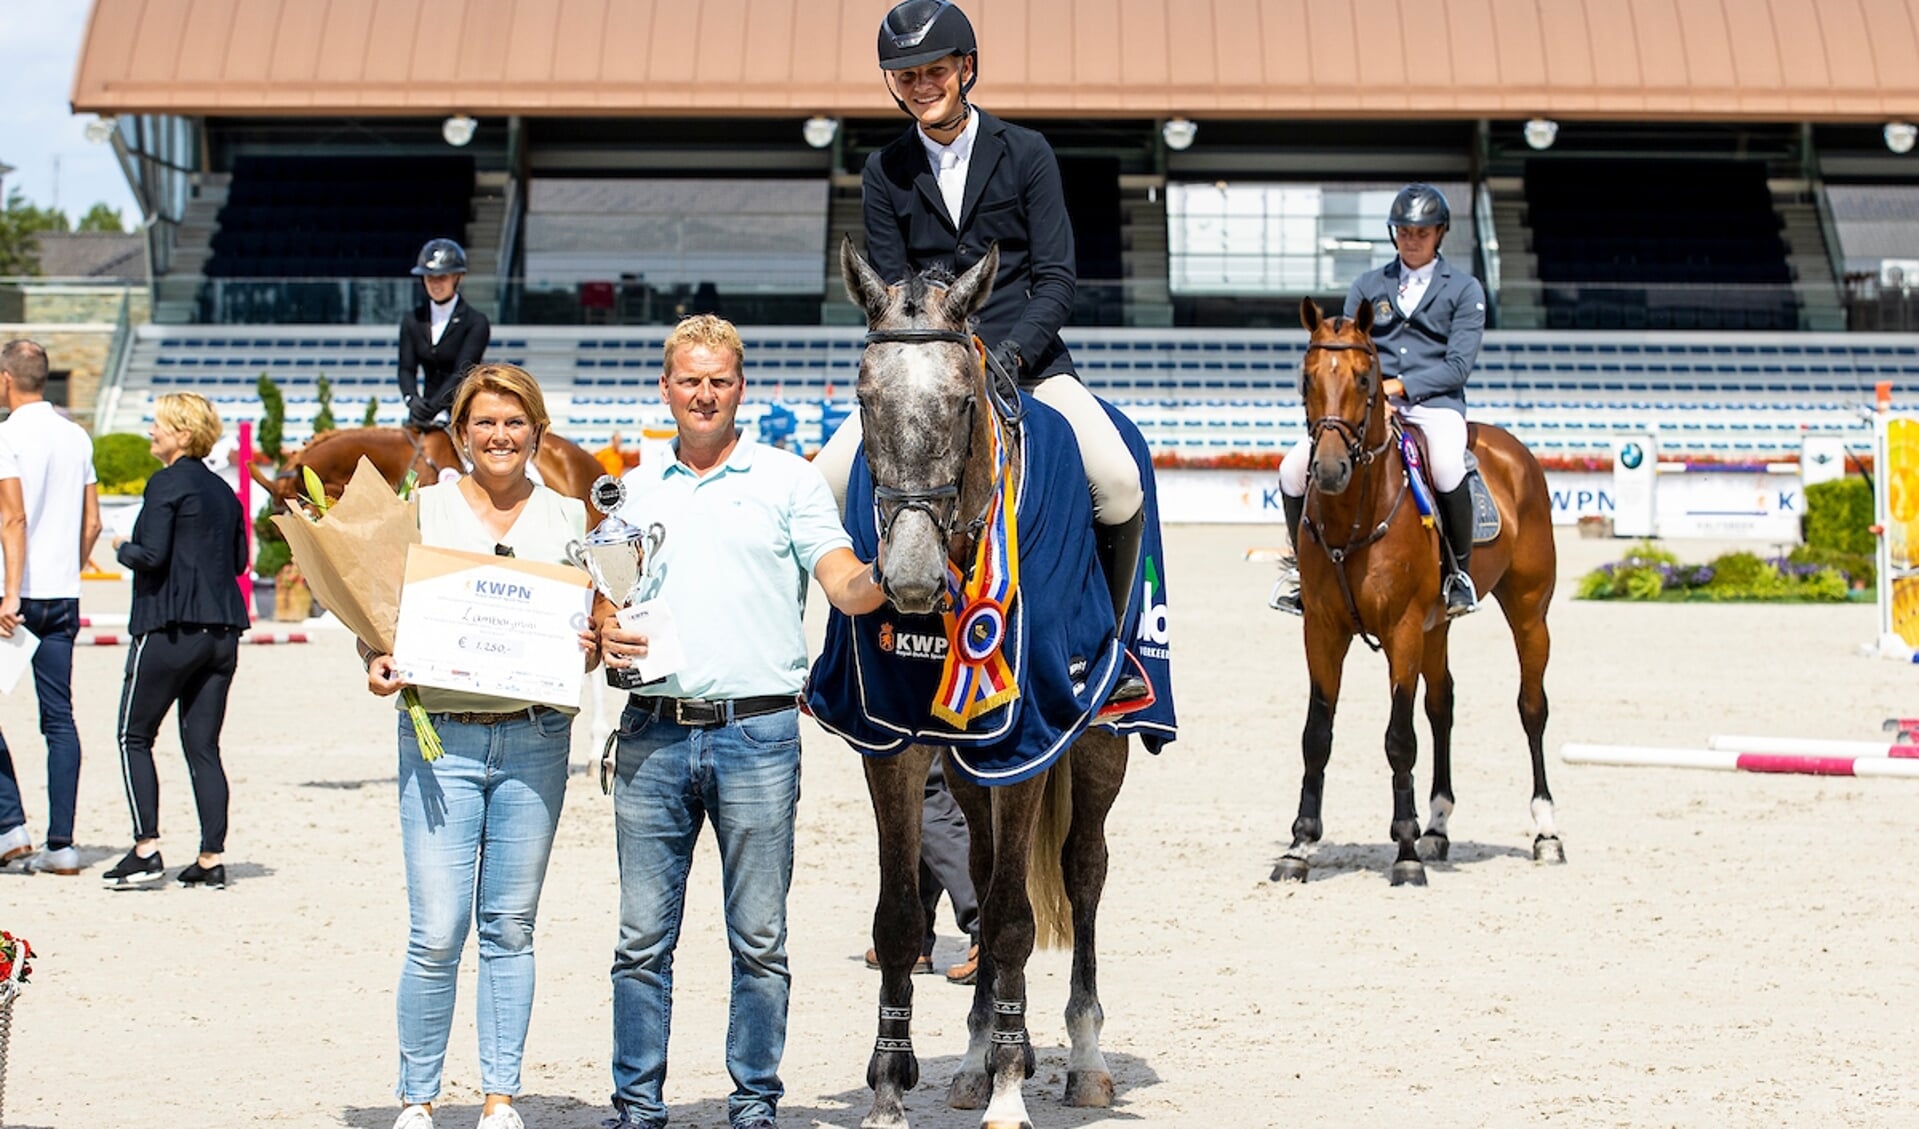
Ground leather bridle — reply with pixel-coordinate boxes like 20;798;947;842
858;326;1021;606
1298;334;1408;652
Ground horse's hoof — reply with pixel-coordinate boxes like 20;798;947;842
948;1070;991;1110
1270;856;1311;883
1417;832;1450;861
1534;835;1566;864
1389;859;1428;887
1064;1070;1115;1107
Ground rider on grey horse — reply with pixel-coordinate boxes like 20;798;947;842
813;0;1149;701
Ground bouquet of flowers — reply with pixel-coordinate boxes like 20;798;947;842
0;931;30;989
0;928;30;1120
274;457;444;759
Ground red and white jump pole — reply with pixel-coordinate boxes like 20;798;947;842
1707;734;1919;758
1561;742;1919;779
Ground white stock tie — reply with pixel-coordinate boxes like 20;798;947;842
938;149;964;224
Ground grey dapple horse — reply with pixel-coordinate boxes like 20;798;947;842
838;238;1130;1129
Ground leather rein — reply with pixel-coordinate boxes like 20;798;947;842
857;329;1023;590
1300;336;1410;652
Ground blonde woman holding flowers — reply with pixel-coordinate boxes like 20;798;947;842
361;364;597;1129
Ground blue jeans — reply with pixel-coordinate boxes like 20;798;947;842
395;707;572;1103
609;704;801;1129
0;599;81;846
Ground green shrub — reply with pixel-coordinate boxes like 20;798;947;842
1789;543;1875;589
1804;477;1874;556
312;373;336;434
256;373;285;464
93;432;162;493
253;505;290;579
362;395;380;428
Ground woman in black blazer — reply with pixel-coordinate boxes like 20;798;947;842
103;392;250;890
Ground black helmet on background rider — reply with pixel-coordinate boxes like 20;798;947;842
1386;183;1451;249
411;238;468;277
877;0;979;117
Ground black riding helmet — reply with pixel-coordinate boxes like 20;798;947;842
877;0;978;122
411;238;468;277
1387;183;1450;249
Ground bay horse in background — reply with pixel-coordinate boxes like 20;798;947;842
1277;298;1561;887
247;425;609;529
834;239;1132;1129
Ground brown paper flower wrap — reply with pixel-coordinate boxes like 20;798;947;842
271;457;444;759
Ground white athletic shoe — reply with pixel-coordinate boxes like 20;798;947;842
477;1106;525;1129
393;1105;434;1129
0;823;31;865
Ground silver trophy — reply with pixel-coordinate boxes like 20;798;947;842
568;475;666;689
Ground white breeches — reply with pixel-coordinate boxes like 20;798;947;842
1278;402;1468;496
813;374;1144;525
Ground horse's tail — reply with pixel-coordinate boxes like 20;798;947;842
1027;750;1075;950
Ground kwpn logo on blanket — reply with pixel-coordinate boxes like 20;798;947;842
878;621;948;661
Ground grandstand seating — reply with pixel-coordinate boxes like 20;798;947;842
206;156;475;283
107;326;1891;468
1528;159;1798;333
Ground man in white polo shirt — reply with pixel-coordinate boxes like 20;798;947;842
0;340;104;876
594;315;884;1129
0;435;34;867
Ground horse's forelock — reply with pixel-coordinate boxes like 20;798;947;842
895;268;961;327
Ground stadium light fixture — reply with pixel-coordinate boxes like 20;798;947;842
1523;118;1559;150
442;114;478;147
1161;118;1198;151
1885;121;1917;154
83;116;119;144
803;116;840;149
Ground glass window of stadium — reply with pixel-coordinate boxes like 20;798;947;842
1166;180;1475;324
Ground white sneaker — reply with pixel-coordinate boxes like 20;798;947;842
477;1106;525;1129
25;845;80;875
393;1105;434;1129
0;824;31;865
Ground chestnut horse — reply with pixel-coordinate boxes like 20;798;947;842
247;425;608;529
834;239;1131;1129
1276;299;1561;887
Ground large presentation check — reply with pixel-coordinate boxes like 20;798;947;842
392;544;594;708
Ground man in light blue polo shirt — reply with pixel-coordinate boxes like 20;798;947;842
596;314;883;1129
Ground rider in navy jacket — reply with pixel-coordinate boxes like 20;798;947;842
1273;184;1486;617
861;107;1079;385
1342;253;1485;417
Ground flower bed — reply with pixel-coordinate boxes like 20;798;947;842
1575;542;1864;603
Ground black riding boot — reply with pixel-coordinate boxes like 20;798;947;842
1270;492;1306;615
1097;510;1149;705
1438;482;1478;616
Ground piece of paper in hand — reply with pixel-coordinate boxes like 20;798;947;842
617;599;687;684
0;624;41;695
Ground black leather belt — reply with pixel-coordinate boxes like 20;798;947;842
632;694;797;728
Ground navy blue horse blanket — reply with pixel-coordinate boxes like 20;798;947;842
805;394;1177;786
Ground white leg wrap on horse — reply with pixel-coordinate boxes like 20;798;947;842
1065;1012;1106;1074
1427;795;1454;836
1531;796;1558;839
982;1085;1031;1129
